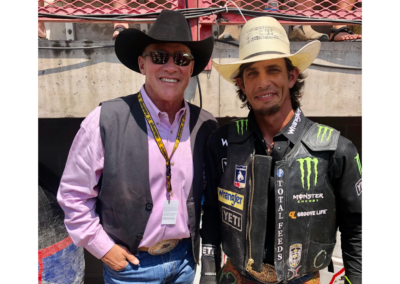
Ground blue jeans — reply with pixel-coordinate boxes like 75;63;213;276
103;238;196;284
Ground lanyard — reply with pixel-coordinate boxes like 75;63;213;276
138;91;186;201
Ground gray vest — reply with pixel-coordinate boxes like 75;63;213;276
97;93;217;263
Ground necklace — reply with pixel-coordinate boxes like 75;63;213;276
264;139;274;156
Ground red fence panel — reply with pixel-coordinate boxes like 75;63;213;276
38;0;362;20
207;0;361;20
38;0;180;16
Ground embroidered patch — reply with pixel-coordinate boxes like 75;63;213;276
313;250;327;269
218;188;244;210
289;243;302;268
316;125;333;142
297;157;318;190
289;210;327;219
287;266;302;280
222;206;242;231
277;169;284;177
234;165;247;188
293;193;324;203
287;108;302;134
202;245;217;256
355;178;362;196
235;119;248;135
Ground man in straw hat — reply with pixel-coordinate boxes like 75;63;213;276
200;17;361;284
57;10;217;283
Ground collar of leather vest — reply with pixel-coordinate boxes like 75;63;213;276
228;108;309;145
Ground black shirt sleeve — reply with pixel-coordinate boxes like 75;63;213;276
329;136;362;284
200;125;229;246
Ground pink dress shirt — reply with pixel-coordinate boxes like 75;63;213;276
57;86;193;259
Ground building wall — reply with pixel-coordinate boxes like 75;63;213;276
39;39;361;118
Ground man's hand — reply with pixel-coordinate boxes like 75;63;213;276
101;244;139;271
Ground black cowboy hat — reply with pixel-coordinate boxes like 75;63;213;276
115;10;214;77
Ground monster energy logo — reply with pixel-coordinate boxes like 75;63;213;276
297;157;318;190
354;154;362;175
317;126;333;142
235;119;248;135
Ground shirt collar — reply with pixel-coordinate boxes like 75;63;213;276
140;85;187;123
248;108;306;145
278;108;306;144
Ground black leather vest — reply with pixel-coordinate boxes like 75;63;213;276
219;119;340;283
96;93;217;264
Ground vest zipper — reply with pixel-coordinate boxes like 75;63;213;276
245;154;256;272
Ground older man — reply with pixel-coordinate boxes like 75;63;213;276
57;10;216;283
200;17;361;284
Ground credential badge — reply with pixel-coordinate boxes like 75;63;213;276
234;165;247;188
289;243;302;268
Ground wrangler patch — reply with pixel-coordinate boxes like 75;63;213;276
218;188;244;210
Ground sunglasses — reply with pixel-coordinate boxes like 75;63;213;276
142;50;194;66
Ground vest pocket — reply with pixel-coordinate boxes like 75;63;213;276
303;241;335;273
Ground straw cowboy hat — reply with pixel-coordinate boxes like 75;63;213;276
115;10;214;77
212;17;321;84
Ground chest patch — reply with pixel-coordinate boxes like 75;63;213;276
234;165;247;188
218;188;244;210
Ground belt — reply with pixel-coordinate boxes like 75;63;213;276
139;239;181;255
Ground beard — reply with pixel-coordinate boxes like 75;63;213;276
253;104;281;116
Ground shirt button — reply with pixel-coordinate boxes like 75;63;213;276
171;162;175;166
190;198;194;202
170;131;173;134
278;147;281;150
156;122;159;125
146;202;153;210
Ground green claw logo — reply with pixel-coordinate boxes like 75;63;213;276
220;272;237;284
235;119;248;135
354;154;362;175
297;157;318;190
317;126;333;142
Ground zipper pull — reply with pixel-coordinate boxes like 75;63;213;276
246;258;254;272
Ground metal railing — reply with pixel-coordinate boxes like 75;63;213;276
38;0;362;22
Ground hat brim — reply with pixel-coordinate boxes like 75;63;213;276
115;28;214;77
212;40;321;84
